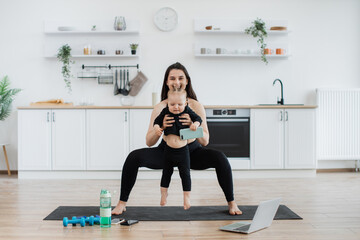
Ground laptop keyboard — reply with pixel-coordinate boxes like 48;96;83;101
234;225;250;231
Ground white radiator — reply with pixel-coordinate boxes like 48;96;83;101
317;89;360;160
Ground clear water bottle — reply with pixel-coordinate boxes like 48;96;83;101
100;189;111;228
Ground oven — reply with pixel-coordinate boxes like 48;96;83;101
205;109;250;159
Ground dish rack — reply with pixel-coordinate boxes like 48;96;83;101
77;64;139;84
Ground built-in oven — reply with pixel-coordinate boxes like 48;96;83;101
205;109;250;159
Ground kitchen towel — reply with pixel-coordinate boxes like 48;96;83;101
129;71;148;96
44;205;302;221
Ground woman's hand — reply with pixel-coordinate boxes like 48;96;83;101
163;114;175;129
154;125;163;137
179;113;192;126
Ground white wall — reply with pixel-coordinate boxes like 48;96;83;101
1;0;359;170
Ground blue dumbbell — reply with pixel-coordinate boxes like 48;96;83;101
75;216;100;226
63;216;85;227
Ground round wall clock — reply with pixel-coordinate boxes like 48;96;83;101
153;7;178;32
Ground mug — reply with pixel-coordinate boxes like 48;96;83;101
276;48;286;55
216;48;227;54
200;48;211;54
264;48;274;55
115;50;124;55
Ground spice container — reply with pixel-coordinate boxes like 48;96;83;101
97;50;106;55
84;44;92;55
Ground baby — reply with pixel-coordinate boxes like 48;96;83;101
153;88;202;210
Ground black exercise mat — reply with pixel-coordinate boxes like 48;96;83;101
44;205;302;221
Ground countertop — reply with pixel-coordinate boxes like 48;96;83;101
18;105;317;109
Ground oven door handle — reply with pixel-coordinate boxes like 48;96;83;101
206;118;249;122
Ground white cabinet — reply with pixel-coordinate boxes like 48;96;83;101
86;109;129;170
284;109;316;169
129;109;163;151
18;109;86;170
129;109;151;151
18;110;52;170
52;110;86;170
251;109;315;169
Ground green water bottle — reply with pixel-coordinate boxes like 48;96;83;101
100;189;111;228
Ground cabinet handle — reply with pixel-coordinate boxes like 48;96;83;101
125;112;127;122
285;111;288;121
279;111;283;121
47;112;50;122
52;112;55;122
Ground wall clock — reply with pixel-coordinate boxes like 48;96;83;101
153;7;178;32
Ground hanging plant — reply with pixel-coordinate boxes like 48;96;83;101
0;76;21;121
245;18;268;64
57;44;75;93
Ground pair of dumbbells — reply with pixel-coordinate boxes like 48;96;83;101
63;216;100;227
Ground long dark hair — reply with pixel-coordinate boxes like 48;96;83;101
161;62;197;101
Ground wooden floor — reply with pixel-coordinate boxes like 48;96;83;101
0;172;360;240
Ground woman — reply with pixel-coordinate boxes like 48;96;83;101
112;62;242;215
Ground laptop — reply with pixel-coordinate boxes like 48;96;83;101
220;198;281;234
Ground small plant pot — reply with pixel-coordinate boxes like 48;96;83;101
131;50;137;55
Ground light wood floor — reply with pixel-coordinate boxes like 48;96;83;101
0;172;360;240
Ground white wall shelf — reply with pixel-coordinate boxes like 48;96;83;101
45;30;139;34
195;54;290;58
44;19;140;59
195;30;291;35
193;19;291;60
45;54;139;58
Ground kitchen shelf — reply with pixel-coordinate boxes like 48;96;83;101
44;30;139;34
45;54;138;58
193;18;291;61
44;19;140;59
195;30;291;35
195;54;290;58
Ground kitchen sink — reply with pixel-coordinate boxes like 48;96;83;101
257;104;304;106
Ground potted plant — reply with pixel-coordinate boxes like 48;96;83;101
57;44;75;93
0;76;21;121
130;43;138;55
245;18;268;64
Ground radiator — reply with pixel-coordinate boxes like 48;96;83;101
316;89;360;160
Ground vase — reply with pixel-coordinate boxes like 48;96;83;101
114;16;126;31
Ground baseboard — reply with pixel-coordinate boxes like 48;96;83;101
0;170;18;175
316;168;355;173
17;169;317;179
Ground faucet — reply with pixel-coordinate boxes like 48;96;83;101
272;78;284;105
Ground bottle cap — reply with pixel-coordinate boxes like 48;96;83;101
100;189;111;197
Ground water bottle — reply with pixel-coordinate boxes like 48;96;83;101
100;189;111;228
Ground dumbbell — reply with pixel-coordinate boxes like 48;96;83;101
63;216;85;227
83;216;100;226
75;216;101;226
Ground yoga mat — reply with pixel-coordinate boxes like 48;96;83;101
44;205;302;221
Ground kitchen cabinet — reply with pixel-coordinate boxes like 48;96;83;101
250;109;315;169
129;109;151;151
86;109;129;170
18;109;86;170
193;19;290;59
129;109;162;152
18;110;52;170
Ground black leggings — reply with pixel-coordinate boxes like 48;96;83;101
161;145;191;191
120;140;234;202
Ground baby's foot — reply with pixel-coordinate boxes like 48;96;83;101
160;187;168;206
183;191;191;210
228;201;242;215
111;201;127;215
